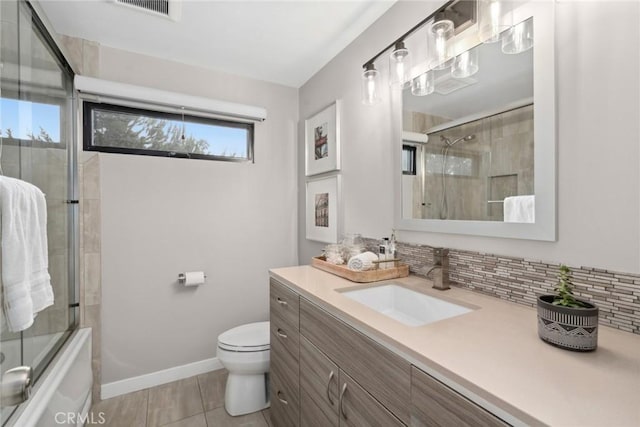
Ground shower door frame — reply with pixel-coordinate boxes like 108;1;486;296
1;0;79;424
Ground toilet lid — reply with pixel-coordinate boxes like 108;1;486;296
218;321;270;351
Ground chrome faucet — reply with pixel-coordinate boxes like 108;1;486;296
426;248;450;291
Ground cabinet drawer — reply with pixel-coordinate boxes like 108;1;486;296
270;278;300;330
300;337;339;427
271;309;300;363
339;370;404;427
271;330;299;398
270;331;300;427
271;368;300;427
300;298;411;424
410;366;508;427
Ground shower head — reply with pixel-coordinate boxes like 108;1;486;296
441;134;476;147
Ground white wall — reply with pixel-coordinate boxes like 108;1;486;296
97;47;298;383
298;1;640;274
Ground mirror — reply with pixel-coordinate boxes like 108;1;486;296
394;2;556;241
402;27;533;222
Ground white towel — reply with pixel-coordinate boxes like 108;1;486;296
0;176;54;332
503;195;535;223
347;251;379;271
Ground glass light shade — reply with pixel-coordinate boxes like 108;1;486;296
429;19;454;70
451;47;479;79
389;42;411;88
478;0;512;43
411;71;435;96
502;18;534;54
361;64;381;105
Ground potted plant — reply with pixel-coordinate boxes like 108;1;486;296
537;265;599;351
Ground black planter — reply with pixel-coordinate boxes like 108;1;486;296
537;295;599;351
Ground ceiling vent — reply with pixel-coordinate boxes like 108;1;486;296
435;74;478;95
114;0;181;21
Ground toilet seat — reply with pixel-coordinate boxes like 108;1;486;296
217;321;270;352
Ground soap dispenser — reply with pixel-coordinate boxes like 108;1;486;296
389;230;398;263
379;238;391;269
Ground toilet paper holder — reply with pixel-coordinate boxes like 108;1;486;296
178;272;207;284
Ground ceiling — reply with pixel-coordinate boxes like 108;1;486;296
403;38;533;123
38;0;396;88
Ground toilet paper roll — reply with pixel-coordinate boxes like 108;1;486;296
182;271;206;286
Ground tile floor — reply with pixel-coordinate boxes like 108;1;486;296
89;370;273;427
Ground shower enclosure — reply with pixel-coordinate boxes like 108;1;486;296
403;104;534;221
0;0;78;424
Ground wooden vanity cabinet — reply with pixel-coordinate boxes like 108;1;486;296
269;277;507;427
300;336;339;427
339;370;404;427
270;279;301;426
299;297;411;424
410;367;508;427
299;335;402;427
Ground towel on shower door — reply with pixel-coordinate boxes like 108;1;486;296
0;176;54;332
503;195;535;223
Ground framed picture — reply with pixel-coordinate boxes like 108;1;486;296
305;101;341;176
306;175;341;243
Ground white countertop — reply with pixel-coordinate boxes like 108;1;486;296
270;265;640;427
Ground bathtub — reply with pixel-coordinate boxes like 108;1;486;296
1;332;65;372
6;328;92;427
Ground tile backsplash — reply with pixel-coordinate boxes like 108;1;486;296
363;238;640;335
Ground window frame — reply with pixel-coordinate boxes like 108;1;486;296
82;101;254;162
402;144;417;175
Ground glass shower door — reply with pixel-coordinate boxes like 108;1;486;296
0;0;77;424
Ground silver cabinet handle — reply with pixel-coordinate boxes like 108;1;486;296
1;366;33;408
276;297;288;306
277;390;288;405
339;382;348;419
276;328;288;339
326;371;335;405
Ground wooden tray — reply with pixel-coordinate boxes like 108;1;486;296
311;256;409;283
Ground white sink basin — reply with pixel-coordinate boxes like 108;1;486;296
341;284;472;327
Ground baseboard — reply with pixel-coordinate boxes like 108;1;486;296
101;357;223;400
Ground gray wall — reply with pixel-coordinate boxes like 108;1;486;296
298;1;640;273
97;46;299;383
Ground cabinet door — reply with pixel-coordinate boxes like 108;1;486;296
300;298;411;423
410;366;508;427
300;337;339;427
338;370;404;427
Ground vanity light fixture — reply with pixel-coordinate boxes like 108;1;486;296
429;16;455;70
361;63;382;105
361;0;476;106
502;18;534;54
389;41;411;88
451;46;479;78
478;0;512;43
411;70;435;96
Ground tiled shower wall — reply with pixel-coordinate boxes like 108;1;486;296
79;154;102;401
363;238;640;335
61;35;103;400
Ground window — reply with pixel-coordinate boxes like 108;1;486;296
425;153;475;176
1;97;64;146
402;144;417;175
83;102;254;161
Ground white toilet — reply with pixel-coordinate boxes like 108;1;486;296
217;321;270;416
